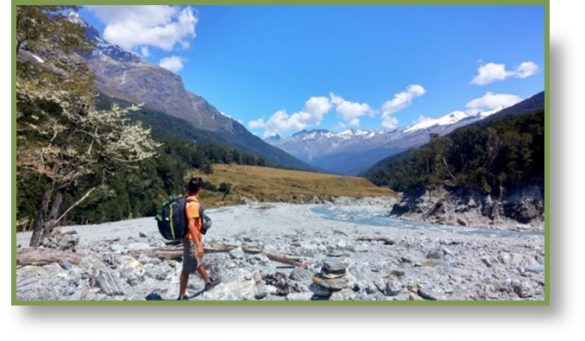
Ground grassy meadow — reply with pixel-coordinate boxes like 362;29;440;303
194;164;396;207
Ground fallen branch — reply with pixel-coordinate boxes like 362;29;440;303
130;242;312;268
16;247;84;266
357;236;395;245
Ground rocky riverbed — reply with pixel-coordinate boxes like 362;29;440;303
16;197;545;302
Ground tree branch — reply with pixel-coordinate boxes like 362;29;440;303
54;187;96;225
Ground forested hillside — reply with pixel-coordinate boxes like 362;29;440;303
365;108;544;197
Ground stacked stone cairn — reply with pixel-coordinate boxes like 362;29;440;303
310;251;354;299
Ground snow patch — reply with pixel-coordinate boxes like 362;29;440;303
405;111;469;134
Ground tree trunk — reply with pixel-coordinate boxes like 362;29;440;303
17;248;83;266
130;242;312;268
41;191;63;241
29;183;54;248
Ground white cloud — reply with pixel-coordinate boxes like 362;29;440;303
516;61;539;78
381;84;426;116
140;46;150;57
329;93;372;128
159;55;184;73
304;96;332;118
465;92;522;115
471;61;539;85
381;116;399;130
381;84;426;130
348;118;360;127
248;96;335;137
86;5;197;52
248;118;265;130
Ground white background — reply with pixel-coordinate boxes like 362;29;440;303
2;1;584;340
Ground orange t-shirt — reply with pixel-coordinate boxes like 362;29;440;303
184;196;201;242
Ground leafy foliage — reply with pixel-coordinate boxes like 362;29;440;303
365;110;544;196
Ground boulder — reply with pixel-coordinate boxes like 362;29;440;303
289;267;314;282
95;269;124;296
229;247;246;259
374;278;403;296
322;257;350;273
312;273;350;291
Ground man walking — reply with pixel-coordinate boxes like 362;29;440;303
178;177;219;300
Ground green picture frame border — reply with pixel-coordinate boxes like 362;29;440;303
11;0;550;306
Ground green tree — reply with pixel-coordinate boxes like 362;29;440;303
16;7;160;247
219;182;232;198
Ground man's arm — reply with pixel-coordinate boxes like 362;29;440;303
188;217;203;257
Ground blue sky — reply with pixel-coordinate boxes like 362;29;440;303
79;5;545;138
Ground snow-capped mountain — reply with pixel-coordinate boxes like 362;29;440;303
265;111;487;175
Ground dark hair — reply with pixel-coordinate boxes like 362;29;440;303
187;177;204;194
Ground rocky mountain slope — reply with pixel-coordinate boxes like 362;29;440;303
78;18;311;171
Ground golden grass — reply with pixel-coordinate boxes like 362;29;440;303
192;164;396;207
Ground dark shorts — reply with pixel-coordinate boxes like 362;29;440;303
182;239;203;274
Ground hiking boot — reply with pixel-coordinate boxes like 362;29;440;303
204;278;220;291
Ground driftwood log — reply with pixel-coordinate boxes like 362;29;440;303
16;248;84;266
356;236;395;245
130;242;312;268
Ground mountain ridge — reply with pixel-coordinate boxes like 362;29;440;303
76;16;312;171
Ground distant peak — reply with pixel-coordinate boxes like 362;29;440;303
265;134;281;141
67;11;88;28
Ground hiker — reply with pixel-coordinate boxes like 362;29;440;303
178;177;219;300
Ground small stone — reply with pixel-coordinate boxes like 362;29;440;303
254;284;268;300
409;292;423;301
59;260;73;271
253;271;263;283
512;280;535;298
109;244;124;253
326;249;345;257
225;261;237;269
321;271;347;279
229;247;245;259
289;267;313;282
374;278;403;296
418;285;446;300
312;274;350;291
139;232;148;238
330;288;357;301
481;257;492;268
389;270;405;278
309;283;332;298
103;254;121;269
457;218;468;226
322;257;349;273
426;248;444;260
441;247;454;256
249;254;270;266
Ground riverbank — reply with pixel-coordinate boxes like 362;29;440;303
16;198;545;302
